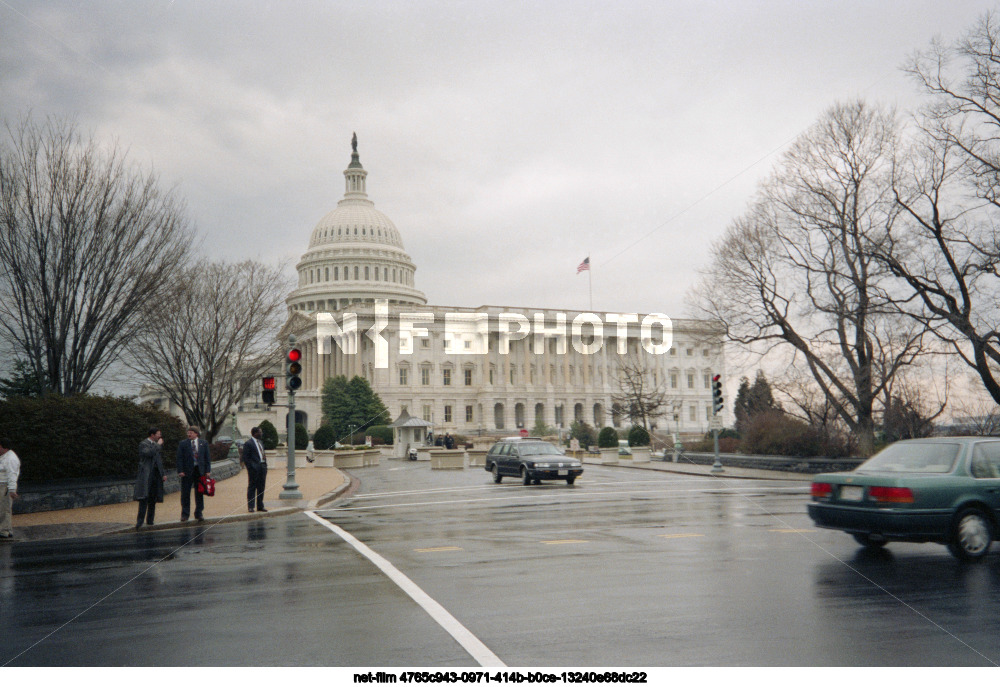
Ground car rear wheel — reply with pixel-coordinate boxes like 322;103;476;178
566;475;576;486
521;467;531;485
851;533;887;549
492;464;502;483
949;509;993;561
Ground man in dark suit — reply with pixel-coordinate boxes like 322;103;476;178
241;426;268;513
177;426;211;521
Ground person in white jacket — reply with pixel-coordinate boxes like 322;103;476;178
0;437;20;539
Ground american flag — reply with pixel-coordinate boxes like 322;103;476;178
577;257;590;274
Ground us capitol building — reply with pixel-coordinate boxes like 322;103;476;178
238;136;726;441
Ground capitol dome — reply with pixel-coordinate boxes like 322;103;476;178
287;134;427;314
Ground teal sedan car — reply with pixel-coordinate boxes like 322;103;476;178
808;438;1000;560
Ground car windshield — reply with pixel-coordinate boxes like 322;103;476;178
857;442;960;473
517;443;563;456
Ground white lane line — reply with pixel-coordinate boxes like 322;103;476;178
304;510;505;668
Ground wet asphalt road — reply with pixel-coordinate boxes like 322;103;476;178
3;461;1000;666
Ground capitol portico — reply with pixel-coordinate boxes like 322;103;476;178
251;136;725;440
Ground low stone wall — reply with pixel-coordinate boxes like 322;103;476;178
14;458;243;514
333;449;380;469
467;448;487;467
676;452;863;474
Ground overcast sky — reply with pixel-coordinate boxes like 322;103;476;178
2;0;995;320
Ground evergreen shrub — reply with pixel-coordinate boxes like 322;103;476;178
258;420;279;450
627;425;651;447
294;422;309;450
598;426;619;448
312;424;337;450
0;394;186;483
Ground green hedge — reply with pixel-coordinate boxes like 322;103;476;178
366;424;394;445
0;394;187;483
294;422;309;449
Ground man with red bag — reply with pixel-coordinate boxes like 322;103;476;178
177;426;211;522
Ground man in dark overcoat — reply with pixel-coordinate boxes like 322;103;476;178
134;427;166;529
241;426;268;513
176;426;211;521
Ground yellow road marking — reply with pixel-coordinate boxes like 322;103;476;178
657;533;704;539
540;539;589;545
414;546;464;553
769;529;812;533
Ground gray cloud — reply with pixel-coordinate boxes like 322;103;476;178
1;0;994;319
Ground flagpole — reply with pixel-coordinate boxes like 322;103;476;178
588;253;593;311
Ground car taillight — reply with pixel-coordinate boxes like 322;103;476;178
868;486;914;503
811;482;832;499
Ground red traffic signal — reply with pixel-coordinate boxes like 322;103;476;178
287;347;303;391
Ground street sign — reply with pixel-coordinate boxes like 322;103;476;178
709;415;723;431
520;428;528;438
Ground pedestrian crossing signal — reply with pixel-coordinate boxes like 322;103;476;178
262;376;276;405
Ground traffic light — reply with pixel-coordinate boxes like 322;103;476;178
287;347;302;391
712;374;723;415
261;376;276;405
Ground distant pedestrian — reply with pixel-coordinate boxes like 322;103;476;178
134;428;167;529
177;426;211;522
0;437;20;540
444;433;455;450
242;426;268;513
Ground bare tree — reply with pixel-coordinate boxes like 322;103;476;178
694;101;926;456
873;14;1000;406
612;353;671;431
0;116;193;394
128;259;290;442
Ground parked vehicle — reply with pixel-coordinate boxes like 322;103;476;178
807;437;1000;560
484;437;584;486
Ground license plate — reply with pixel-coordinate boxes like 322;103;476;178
840;486;863;501
558;469;568;476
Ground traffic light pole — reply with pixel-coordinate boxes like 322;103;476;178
711;427;723;473
711;373;724;473
281;334;303;500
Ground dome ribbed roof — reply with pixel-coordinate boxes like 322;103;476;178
309;201;404;249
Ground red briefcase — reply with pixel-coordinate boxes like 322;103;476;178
197;474;216;496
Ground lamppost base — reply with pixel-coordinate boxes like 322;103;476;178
279;486;303;499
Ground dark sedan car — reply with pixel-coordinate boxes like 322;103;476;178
808;437;1000;560
484;437;583;485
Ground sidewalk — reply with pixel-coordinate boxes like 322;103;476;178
8;463;350;543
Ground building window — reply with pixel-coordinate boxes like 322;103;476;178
464;369;472;386
510;366;516;384
334;266;339;280
464;340;471;350
443;369;451;386
399;368;408;385
671;373;677;389
422;404;432;422
706;404;712;421
354;266;359;280
421;338;430;349
689;404;696;421
325;267;329;281
466;405;474;422
444;405;452;423
686;348;693;357
365;266;369;280
703;348;710;357
687;373;694;389
704;372;711;389
421;368;430;386
489;368;495;384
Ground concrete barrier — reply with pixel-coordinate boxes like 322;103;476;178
430;449;465;469
467;448;488;467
